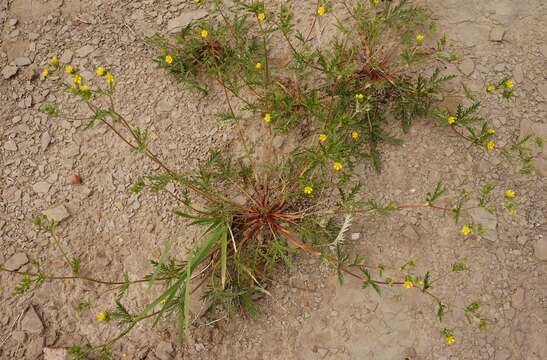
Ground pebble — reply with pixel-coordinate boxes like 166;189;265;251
533;237;547;260
2;65;18;79
33;181;52;194
42;205;70;222
61;144;80;158
4;252;29;271
41;132;51;151
469;207;498;241
4;139;18;151
75;45;96;58
510;287;525;308
14;57;32;66
26;336;45;359
12;330;26;343
489;27;505;42
44;348;69;360
21;306;44;334
155;97;176;113
513;64;524;83
459;58;475;76
167;10;208;33
155;341;174;360
59;50;74;63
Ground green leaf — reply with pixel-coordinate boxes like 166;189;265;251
437;301;446;321
426;181;446;204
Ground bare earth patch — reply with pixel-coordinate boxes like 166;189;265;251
1;0;546;359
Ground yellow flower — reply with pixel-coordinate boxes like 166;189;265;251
41;68;49;78
257;12;266;22
508;207;517;216
319;133;327;142
105;72;114;84
303;186;313;195
446;335;455;345
333;162;343;171
96;65;106;76
415;34;425;42
255;62;262;69
504;79;513;89
165;55;173;64
65;64;74;74
487;128;495;135
504;189;516;199
317;6;326;16
403;280;413;289
264;113;271;123
447;116;456;125
200;29;209;38
486;84;495;93
351;131;360;139
355;93;364;101
371;0;381;5
72;74;82;85
160;298;167;305
486;141;495;150
50;56;59;66
96;311;107;322
79;84;89;92
461;225;472;236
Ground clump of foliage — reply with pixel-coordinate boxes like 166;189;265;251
1;0;540;358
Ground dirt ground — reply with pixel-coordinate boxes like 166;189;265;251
1;0;546;359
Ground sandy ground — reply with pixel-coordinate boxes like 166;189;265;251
1;0;546;359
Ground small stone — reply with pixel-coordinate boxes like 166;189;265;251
4;252;29;271
75;45;96;57
59;50;74;63
42;205;70;222
44;348;70;360
21;306;44;334
459;58;475;76
489;27;505;42
511;287;525;308
513;64;524;83
494;63;505;72
33;181;51;194
14;56;31;66
61;144;80;158
155;341;174;360
350;233;360;240
2;65;18;79
155;97;176;113
41;132;51;151
401;224;420;241
469;207;498;241
12;330;26;343
272;135;284;149
533;238;547;261
26;336;45;359
70;175;81;185
4;139;18;151
167;10;208;33
537;83;547;101
8;18;18;26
